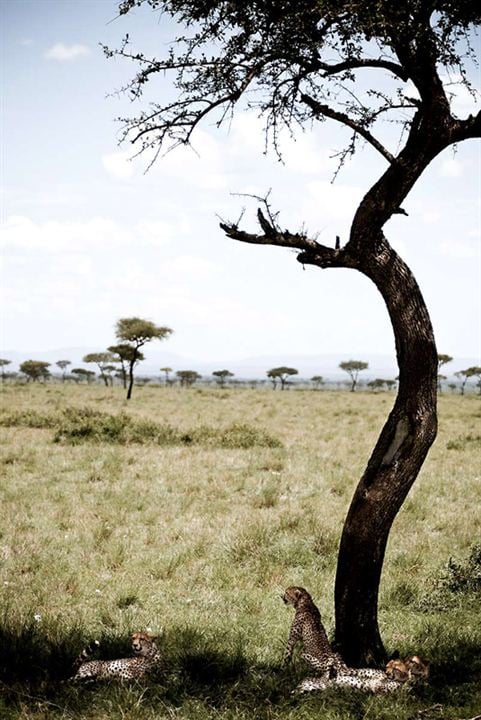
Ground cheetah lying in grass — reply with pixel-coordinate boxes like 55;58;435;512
71;632;161;681
282;586;413;694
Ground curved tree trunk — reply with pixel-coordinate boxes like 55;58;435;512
126;362;135;400
221;99;478;667
333;237;438;666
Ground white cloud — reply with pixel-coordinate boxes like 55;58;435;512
102;152;134;181
45;43;90;61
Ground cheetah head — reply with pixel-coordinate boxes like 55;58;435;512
131;632;157;656
385;658;409;682
282;586;313;608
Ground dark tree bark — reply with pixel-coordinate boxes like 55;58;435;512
127;360;135;400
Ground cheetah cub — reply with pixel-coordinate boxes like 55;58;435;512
71;632;161;682
282;586;403;694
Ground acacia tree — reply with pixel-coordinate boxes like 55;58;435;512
311;375;324;390
176;369;201;387
0;359;11;383
83;352;117;387
20;360;51;383
72;368;96;384
267;366;298;390
56;360;71;383
455;366;481;395
212;369;234;386
115;317;173;399
160;366;173;385
339;360;369;392
437;353;453;392
107;1;481;666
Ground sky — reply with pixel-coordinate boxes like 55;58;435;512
1;0;481;369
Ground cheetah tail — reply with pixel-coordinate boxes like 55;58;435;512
71;639;100;672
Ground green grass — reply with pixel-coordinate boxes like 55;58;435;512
0;384;480;719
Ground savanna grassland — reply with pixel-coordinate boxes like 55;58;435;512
0;384;480;720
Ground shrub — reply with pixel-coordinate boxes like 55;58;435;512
52;408;282;449
440;544;481;594
0;409;57;429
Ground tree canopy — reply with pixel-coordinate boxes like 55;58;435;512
108;0;480;169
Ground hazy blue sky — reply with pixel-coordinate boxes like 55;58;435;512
1;0;480;365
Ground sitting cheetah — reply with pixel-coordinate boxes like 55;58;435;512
71;632;161;681
282;586;403;694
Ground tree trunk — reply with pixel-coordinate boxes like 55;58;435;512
333;237;438;666
126;361;135;400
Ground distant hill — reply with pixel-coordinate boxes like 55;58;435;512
1;347;479;381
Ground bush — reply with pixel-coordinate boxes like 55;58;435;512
52;408;282;449
440;544;481;594
0;409;57;429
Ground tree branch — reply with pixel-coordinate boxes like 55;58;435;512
300;93;395;164
315;58;409;82
220;208;359;271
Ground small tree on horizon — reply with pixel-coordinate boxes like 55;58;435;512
160;366;173;385
0;359;11;383
83;352;117;387
339;360;369;392
437;354;453;392
72;368;96;384
311;375;324;390
115;317;173;399
212;369;234;387
20;360;51;383
267;367;298;390
368;378;386;391
56;360;71;383
455;366;481;396
176;370;201;387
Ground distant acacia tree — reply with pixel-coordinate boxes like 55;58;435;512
212;369;234;387
116;317;173;399
339;360;368;392
83;352;116;387
368;378;386;391
107;0;481;666
176;370;201;387
72;368;96;384
311;375;324;390
56;360;71;383
455;366;481;396
385;380;397;392
108;344;136;389
266;367;298;390
437;354;453;392
160;366;173;385
20;360;51;383
0;359;11;383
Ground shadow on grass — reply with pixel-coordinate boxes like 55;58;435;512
0;621;302;716
1;620;480;718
